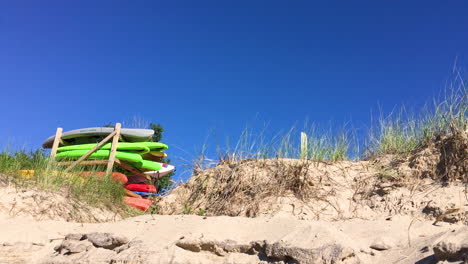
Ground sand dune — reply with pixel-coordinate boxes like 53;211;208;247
0;129;466;263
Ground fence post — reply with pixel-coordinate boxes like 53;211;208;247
106;123;121;176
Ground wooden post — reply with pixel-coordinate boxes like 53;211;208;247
63;130;117;173
300;132;308;159
49;128;63;159
106;123;121;176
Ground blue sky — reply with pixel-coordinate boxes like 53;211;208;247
1;1;467;180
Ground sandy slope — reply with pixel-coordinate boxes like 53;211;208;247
0;175;466;264
0;182;121;223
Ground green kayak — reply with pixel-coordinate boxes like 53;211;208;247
57;142;151;154
57;142;168;154
140;142;168;151
55;150;143;163
134;160;163;171
55;149;162;171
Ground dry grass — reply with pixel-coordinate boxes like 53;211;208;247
158;127;467;221
365;74;467;158
408;123;467;182
158;158;364;219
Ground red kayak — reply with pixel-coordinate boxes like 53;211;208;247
125;183;157;193
123;197;153;211
78;171;128;185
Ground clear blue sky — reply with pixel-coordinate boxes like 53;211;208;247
1;1;467;179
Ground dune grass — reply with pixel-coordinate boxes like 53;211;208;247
365;80;467;158
201;80;466;166
0;149;131;214
209;122;352;165
177;80;466;218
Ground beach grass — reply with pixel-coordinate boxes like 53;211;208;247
0;149;130;214
365;81;467;158
202;80;466;165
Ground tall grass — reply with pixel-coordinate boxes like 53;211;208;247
277;125;350;161
199;76;466;166
365;108;421;157
0;149;130;213
365;77;467;158
212;123;351;164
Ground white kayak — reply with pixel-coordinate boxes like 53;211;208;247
144;164;175;178
43;127;154;148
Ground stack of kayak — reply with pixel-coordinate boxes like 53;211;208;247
55;142;169;171
43;127;176;211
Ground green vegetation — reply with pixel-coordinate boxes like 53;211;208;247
196;208;206;216
182;204;192;214
365;83;467;158
0;149;131;214
208;83;466;164
213;124;347;163
149;123;164;142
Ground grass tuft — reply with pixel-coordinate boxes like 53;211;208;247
365;79;467;158
0;149;132;215
214;124;352;164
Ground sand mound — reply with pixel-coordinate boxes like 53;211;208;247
157;129;468;223
0;178;122;223
0;129;466;263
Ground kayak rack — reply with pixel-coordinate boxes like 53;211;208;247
49;123;148;179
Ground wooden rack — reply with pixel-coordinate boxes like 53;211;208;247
49;123;148;179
